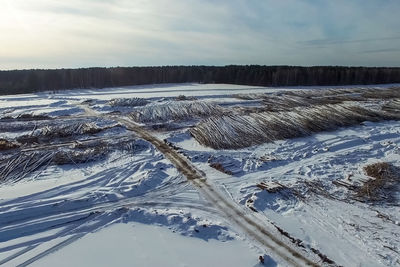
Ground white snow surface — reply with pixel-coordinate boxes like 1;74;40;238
31;222;257;267
0;83;399;267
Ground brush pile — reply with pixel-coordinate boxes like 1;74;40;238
356;162;400;203
0;152;55;183
108;98;149;107
0;139;19;151
15;113;51;121
235;87;400;112
34;122;103;138
0;137;139;183
0;121;38;132
175;95;198;101
130;100;225;123
190;104;399;149
382;99;400;113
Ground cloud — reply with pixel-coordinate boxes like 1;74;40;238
300;36;400;46
360;48;400;54
0;0;400;69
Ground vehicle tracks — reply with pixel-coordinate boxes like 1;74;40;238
82;106;320;267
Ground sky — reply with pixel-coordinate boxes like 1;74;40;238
1;0;400;70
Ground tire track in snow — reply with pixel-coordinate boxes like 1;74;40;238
82;106;320;267
16;234;85;267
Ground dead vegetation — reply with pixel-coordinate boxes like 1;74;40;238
175;95;197;101
0;113;51;121
382;99;400;113
108;98;149;107
256;181;286;193
356;162;400;203
130;100;225;123
0;139;19;151
17;113;51;120
234;87;400;112
10;122;106;145
0;137;138;183
0;122;36;133
209;162;233;175
16;135;39;145
52;146;108;165
190;103;399;149
36;122;103;138
247;182;339;265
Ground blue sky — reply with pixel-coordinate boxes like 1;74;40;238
1;0;399;69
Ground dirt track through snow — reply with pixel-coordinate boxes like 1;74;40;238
81;105;320;267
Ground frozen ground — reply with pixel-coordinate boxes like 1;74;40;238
0;83;399;266
31;222;257;267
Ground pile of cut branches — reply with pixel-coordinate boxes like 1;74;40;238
356;162;400;203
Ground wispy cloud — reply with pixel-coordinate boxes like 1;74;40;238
300;36;400;46
0;0;400;69
361;48;400;54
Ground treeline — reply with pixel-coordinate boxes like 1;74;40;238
1;65;400;95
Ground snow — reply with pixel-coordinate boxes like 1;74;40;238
175;120;400;266
31;222;258;267
1;83;399;266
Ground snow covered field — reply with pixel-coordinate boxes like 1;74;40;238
1;83;399;266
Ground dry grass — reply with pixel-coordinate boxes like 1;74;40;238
190;103;399;149
356;162;400;203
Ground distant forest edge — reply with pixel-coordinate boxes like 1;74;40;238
1;65;400;95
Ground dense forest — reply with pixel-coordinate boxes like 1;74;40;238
1;65;400;95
